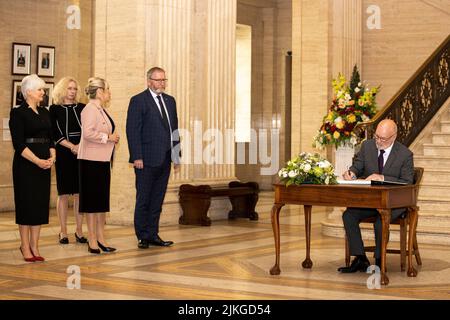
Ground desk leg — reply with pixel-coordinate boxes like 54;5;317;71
378;209;390;285
302;205;313;269
270;203;284;275
407;207;418;277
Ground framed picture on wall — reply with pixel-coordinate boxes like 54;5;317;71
12;81;53;108
37;45;55;77
12;43;31;75
12;80;25;107
41;82;54;108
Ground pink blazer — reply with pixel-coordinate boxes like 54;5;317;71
77;102;115;162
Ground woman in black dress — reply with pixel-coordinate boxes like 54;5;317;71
49;77;87;245
9;74;56;262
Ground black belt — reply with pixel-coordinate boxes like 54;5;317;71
25;138;50;143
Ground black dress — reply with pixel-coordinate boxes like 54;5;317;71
9;103;55;225
79;109;115;213
49;103;85;195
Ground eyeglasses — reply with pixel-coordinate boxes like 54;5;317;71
374;132;396;142
150;78;168;83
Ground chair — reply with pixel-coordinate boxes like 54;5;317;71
344;167;423;273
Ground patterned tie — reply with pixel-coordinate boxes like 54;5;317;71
156;95;170;131
378;149;385;174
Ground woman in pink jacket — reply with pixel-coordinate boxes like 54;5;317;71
78;77;119;254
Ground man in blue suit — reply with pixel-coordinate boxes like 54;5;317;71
126;67;180;248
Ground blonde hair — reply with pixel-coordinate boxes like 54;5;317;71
21;74;45;99
84;77;109;99
52;77;81;104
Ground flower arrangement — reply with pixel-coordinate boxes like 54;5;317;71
312;66;379;149
278;152;337;186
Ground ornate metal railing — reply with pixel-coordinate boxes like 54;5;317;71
354;34;450;146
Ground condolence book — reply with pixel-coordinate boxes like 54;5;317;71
337;179;408;186
370;180;408;186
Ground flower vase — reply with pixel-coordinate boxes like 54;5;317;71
332;144;355;179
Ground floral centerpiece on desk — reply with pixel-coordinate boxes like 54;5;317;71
278;152;337;186
312;65;380;150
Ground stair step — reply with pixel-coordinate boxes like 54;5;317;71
423;144;450;156
417;197;450;212
414;156;450;167
418;210;450;228
441;121;450;133
418;184;450;199
432;132;450;144
421;169;450;183
322;218;450;245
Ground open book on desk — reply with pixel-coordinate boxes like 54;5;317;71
337;179;371;185
337;179;408;186
370;180;408;186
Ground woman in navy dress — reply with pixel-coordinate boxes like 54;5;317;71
9;74;56;262
49;77;87;245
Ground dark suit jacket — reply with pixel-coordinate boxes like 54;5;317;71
350;139;414;184
126;89;180;167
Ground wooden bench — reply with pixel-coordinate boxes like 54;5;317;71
178;181;259;226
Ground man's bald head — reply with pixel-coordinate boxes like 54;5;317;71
375;119;397;149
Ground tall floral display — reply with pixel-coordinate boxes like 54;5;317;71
313;66;379;150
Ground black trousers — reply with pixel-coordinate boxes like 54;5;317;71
343;207;405;259
134;151;171;241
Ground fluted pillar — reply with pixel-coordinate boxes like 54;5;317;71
291;0;332;155
331;0;363;79
93;0;237;226
323;0;363;238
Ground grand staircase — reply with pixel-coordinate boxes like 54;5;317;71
412;97;450;244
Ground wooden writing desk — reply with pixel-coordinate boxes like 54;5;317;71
270;183;418;285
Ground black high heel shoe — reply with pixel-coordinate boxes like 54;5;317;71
59;233;69;244
97;241;116;253
87;244;101;254
75;233;88;244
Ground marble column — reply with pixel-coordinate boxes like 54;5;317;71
291;0;332;155
93;0;237;226
322;0;363;238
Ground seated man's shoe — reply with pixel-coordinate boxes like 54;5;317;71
138;239;150;249
337;256;370;273
375;258;381;269
149;235;174;247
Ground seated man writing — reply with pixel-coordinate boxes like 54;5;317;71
338;119;414;273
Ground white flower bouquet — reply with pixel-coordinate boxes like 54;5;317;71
278;152;337;186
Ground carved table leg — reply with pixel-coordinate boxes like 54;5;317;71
270;203;284;275
378;209;390;286
407;206;418;277
302;205;313;269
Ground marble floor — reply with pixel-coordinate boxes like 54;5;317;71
0;192;449;300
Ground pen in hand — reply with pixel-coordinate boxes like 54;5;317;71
347;168;356;180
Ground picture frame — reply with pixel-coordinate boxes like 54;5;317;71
37;45;55;77
11;81;54;108
12;43;31;75
41;82;54;108
12;80;24;107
